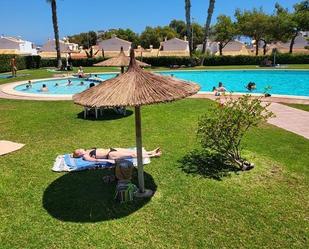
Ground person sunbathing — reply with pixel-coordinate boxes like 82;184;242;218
73;147;162;162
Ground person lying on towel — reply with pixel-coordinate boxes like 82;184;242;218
73;147;162;163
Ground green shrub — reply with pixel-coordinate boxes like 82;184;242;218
40;57;105;68
138;54;308;67
197;95;274;169
275;53;309;64
136;56;201;67
0;54;41;73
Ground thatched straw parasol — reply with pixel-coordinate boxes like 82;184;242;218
74;49;200;197
93;47;150;73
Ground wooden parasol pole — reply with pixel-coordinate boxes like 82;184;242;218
134;106;153;197
135;106;144;192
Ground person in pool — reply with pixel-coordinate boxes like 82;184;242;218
27;80;32;88
89;82;95;88
73;147;162;162
217;82;227;93
67;79;72;86
78;81;84;86
54;83;59;87
246;82;256;91
40;84;48;92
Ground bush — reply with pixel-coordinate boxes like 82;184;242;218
274;53;309;64
138;54;308;67
136;56;201;67
1;53;307;73
197;95;274;169
0;54;41;73
40;57;105;68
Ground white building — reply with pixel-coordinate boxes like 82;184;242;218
0;36;37;55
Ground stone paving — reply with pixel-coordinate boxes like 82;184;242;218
267;102;309;139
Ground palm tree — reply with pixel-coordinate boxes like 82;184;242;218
47;0;62;68
201;0;215;65
185;0;192;57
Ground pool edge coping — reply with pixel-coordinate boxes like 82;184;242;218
1;71;309;102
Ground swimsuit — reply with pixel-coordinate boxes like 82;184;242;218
89;148;117;158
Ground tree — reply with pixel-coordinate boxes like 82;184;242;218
197;95;274;169
235;8;270;55
169;19;187;37
192;23;205;50
169;20;204;50
46;0;62;68
201;0;216;54
140;26;177;49
185;0;193;57
201;0;216;65
212;15;237;55
99;28;140;46
259;15;277;55
68;31;98;49
274;1;309;53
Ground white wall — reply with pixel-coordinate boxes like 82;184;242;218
19;40;37;55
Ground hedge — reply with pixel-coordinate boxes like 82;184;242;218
1;53;308;73
136;56;200;67
0;54;41;73
138;54;309;67
40;57;105;68
201;54;309;66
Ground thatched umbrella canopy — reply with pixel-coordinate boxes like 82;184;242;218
74;49;200;197
93;47;150;73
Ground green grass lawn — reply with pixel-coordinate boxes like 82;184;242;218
1;64;308;86
0;98;308;249
285;103;309;112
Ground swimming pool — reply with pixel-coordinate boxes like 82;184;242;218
12;70;309;97
14;74;116;94
160;70;309;97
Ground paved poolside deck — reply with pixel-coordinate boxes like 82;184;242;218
267;103;309;139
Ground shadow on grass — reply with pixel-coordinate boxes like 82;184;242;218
76;109;133;121
43;169;156;223
179;149;240;180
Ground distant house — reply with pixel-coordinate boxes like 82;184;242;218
196;41;218;55
158;37;189;56
161;38;189;52
39;38;80;58
217;40;249;56
41;39;79;53
0;36;37;55
97;36;131;56
270;35;309;53
196;40;249;56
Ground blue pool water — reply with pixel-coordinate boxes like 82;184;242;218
160;70;309;97
14;70;309;97
14;74;116;94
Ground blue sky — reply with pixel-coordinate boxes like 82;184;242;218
0;0;301;44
